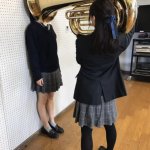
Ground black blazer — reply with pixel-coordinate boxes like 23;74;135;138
25;21;59;82
74;29;134;105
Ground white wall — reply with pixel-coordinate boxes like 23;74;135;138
0;1;41;149
120;0;150;71
137;0;150;5
0;72;9;150
0;1;79;150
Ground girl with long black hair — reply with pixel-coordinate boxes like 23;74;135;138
73;0;134;149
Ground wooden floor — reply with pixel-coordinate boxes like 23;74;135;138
21;80;150;150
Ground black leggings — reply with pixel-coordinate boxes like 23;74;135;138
81;124;117;150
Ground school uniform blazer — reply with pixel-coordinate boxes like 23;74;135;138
74;28;134;105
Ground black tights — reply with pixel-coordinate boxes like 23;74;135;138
81;124;117;150
81;126;93;150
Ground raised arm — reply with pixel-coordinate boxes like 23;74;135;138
117;27;135;55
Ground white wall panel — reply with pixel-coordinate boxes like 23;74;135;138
0;70;9;150
0;0;41;149
51;7;79;114
0;1;79;149
137;0;150;5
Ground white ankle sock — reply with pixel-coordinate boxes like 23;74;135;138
50;122;56;127
44;125;52;132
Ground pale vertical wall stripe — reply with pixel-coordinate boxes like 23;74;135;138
0;65;9;150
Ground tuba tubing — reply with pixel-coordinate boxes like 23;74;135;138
26;0;137;35
26;0;84;17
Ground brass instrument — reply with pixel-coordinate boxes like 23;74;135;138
26;0;137;35
26;0;83;19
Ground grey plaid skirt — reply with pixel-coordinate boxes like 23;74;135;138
73;97;117;128
32;69;63;93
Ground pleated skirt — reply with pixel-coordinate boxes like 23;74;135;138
73;96;117;128
32;69;63;93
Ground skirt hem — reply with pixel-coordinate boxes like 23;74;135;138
73;98;117;128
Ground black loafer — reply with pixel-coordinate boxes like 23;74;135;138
41;127;59;139
98;146;107;150
50;124;64;134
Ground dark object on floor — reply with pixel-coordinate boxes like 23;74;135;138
41;127;59;138
98;146;107;150
50;124;64;134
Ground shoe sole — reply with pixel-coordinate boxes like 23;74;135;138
41;128;59;139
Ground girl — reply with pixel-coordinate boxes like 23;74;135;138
73;0;134;149
26;11;64;139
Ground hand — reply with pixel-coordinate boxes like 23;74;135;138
36;78;44;86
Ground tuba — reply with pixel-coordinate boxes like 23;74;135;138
26;0;137;35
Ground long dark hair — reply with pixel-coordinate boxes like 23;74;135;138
89;0;119;54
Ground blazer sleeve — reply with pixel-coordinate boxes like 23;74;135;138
117;26;135;55
75;36;82;64
25;27;42;82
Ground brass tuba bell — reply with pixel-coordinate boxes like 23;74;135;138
26;0;137;35
26;0;84;19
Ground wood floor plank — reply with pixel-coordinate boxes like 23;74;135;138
21;80;150;150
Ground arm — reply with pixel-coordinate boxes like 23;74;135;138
117;27;135;55
25;26;42;82
75;35;82;64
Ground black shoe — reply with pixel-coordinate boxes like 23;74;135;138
98;146;107;150
50;124;64;134
41;127;59;139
